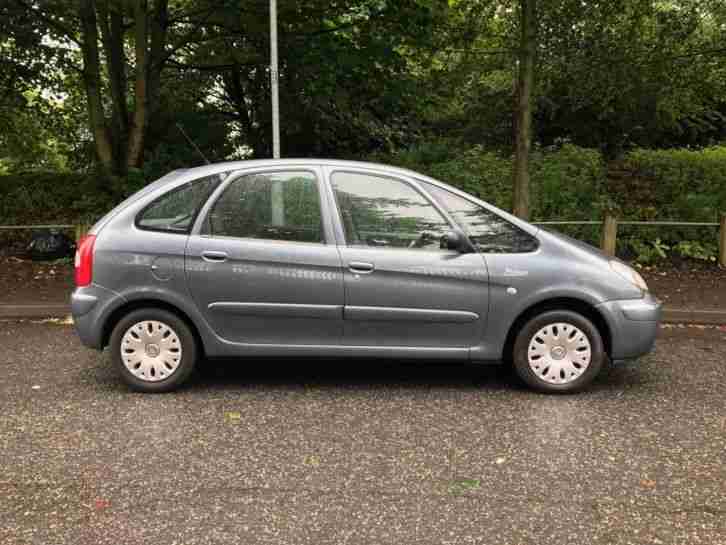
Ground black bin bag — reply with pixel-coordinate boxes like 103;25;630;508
27;229;75;261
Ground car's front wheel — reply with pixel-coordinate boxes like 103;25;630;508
110;308;197;393
512;310;604;393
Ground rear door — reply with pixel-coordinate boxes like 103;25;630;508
185;167;344;346
324;167;489;349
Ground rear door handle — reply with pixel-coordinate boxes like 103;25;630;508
349;261;374;274
201;250;228;263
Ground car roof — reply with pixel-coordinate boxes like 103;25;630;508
172;158;426;181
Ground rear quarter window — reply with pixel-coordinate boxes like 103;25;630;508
136;174;223;233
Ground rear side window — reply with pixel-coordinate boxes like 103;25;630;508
204;170;323;243
420;181;539;253
136;174;222;233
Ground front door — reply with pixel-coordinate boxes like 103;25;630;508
326;169;489;349
186;168;344;345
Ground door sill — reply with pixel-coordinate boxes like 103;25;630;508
212;339;471;360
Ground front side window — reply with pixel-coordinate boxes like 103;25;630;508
420;181;539;253
204;170;323;243
330;171;450;250
137;174;223;233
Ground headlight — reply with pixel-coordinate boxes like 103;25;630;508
609;260;649;292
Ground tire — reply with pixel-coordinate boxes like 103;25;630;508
110;308;198;393
512;310;604;394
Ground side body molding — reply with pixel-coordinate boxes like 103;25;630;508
208;302;342;320
344;306;479;324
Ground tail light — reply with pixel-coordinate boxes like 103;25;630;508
75;234;96;287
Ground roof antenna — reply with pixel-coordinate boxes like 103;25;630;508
176;122;210;165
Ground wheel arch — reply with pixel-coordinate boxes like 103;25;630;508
502;297;613;363
101;298;206;357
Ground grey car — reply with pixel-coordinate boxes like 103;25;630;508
71;159;661;393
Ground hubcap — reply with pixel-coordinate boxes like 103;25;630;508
120;320;182;382
550;346;566;360
527;322;591;385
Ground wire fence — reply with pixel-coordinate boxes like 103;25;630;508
0;224;75;230
1;215;725;266
532;221;720;226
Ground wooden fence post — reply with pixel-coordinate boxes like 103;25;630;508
75;222;90;245
719;213;726;268
601;214;618;256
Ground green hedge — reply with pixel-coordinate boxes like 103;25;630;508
0;170;145;226
372;143;607;246
372;142;726;262
607;147;726;262
2;145;725;262
371;143;607;220
614;147;726;221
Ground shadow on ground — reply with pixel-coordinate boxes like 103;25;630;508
175;355;642;394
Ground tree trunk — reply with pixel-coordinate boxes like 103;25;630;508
148;0;168;119
97;0;128;173
127;0;148;168
79;0;114;170
512;0;536;220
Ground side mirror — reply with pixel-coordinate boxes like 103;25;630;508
441;230;473;253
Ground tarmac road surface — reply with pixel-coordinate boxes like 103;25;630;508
1;321;725;545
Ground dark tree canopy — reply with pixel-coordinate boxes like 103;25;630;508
1;0;725;176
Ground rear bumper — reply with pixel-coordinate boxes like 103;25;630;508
71;284;125;350
596;293;662;360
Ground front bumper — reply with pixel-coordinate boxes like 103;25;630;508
71;284;125;350
596;293;662;361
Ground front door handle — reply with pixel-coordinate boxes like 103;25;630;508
201;250;228;263
349;261;374;274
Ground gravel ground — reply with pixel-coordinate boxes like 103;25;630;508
1;322;725;545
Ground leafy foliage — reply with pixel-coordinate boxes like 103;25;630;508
614;147;726;221
2;0;726;265
611;146;726;262
0;170;144;226
373;141;726;263
2;0;726;172
673;240;718;262
373;141;606;220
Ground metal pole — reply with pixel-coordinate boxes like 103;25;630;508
269;0;284;224
270;0;280;159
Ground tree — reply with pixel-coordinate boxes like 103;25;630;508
0;2;76;171
77;0;170;174
175;0;445;158
535;0;726;157
408;0;726;158
0;91;73;172
512;0;535;219
4;0;726;181
7;0;230;176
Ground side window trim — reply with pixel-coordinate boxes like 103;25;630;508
191;170;240;235
415;179;478;239
135;174;224;235
326;167;456;250
193;166;333;245
320;165;348;246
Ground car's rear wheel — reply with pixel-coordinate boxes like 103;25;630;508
110;308;197;393
512;310;604;393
